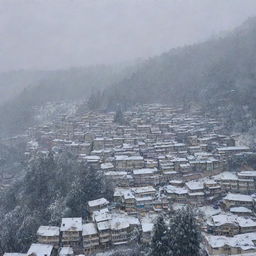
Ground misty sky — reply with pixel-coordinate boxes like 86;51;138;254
1;0;256;72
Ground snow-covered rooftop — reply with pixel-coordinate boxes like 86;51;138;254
59;247;74;256
214;171;238;181
60;217;82;232
93;211;111;223
4;253;26;256
237;170;256;177
141;222;154;233
217;146;250;151
133;168;157;175
209;214;256;228
101;163;114;169
165;185;188;195
97;221;110;231
135;196;153;202
27;243;53;256
205;232;256;250
82;223;98;236
132;186;156;194
115;155;143;161
110;218;129;231
230;207;252;214
224;193;253;202
88;198;109;208
37;226;59;237
85;155;100;162
185;180;204;191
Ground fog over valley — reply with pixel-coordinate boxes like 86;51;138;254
1;1;256;256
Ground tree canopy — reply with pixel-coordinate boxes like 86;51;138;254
150;207;202;256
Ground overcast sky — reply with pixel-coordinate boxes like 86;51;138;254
1;0;256;72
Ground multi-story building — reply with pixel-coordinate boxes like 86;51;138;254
88;198;109;214
37;226;60;247
82;223;99;252
60;218;82;247
223;193;254;210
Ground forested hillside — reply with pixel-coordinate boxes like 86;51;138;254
2;17;256;137
0;64;138;137
0;152;113;252
104;17;256;132
0;71;46;105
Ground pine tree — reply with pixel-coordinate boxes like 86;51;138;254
84;165;104;200
150;215;169;256
167;206;202;256
24;153;56;212
65;163;112;217
114;105;125;124
65;163;90;216
87;91;102;110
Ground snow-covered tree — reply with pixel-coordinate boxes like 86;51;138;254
87;91;102;110
114;105;125;124
150;215;169;256
168;206;202;256
65;163;113;217
149;207;202;256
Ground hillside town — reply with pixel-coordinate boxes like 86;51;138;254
2;104;256;256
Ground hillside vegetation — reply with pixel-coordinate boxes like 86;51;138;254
0;64;138;137
2;18;256;136
104;17;256;132
0;153;113;252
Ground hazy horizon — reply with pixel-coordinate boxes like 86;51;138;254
1;0;256;72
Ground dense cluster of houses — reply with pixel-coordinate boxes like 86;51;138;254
3;104;256;256
35;197;156;251
4;197;155;256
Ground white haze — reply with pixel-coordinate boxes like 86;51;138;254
1;0;256;72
